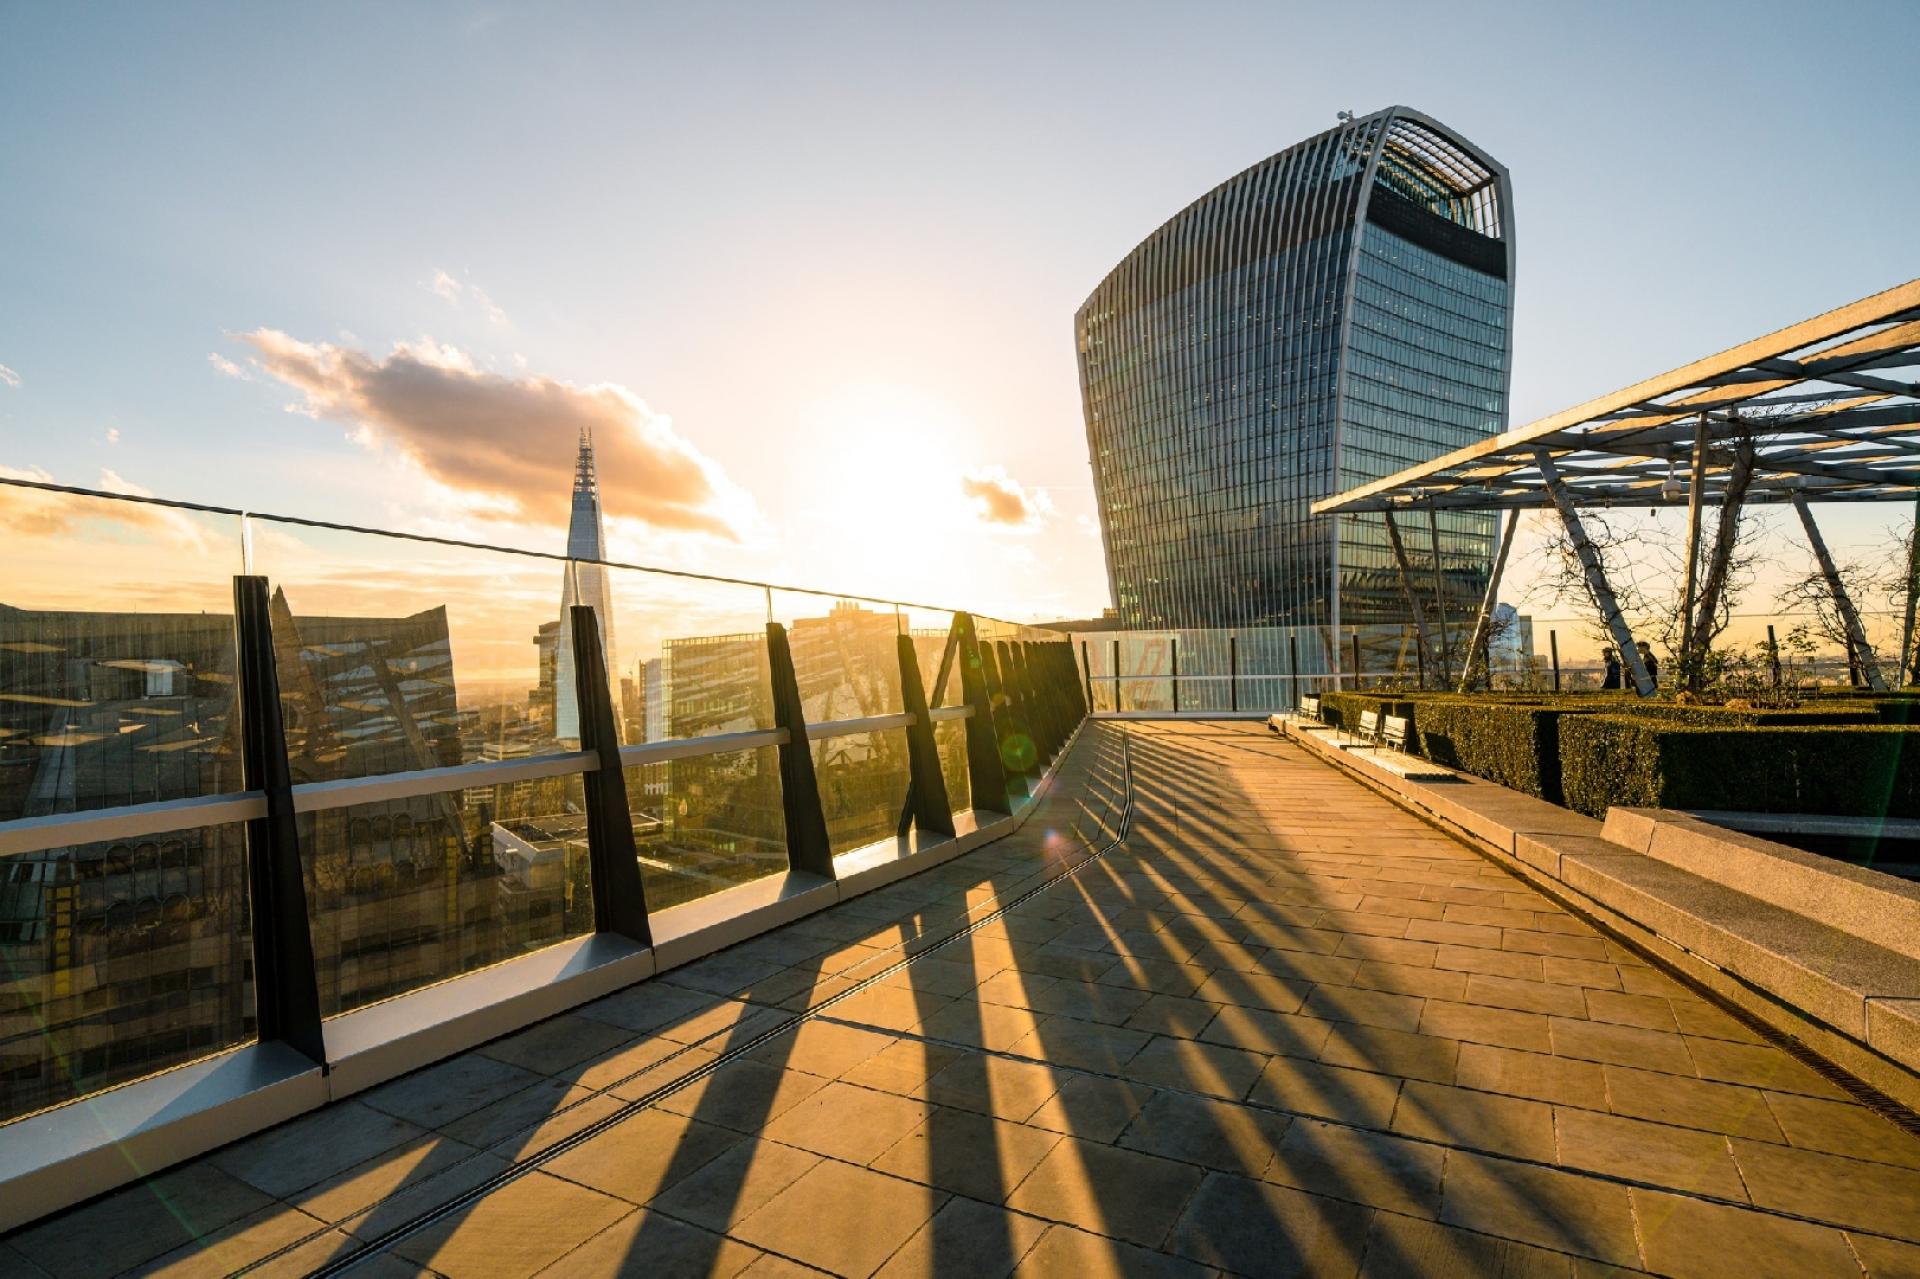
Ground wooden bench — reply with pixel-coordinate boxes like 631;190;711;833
1298;693;1322;723
1382;714;1410;752
1356;709;1380;743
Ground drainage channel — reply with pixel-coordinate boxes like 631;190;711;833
293;729;1136;1277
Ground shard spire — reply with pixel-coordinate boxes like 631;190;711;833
553;429;617;743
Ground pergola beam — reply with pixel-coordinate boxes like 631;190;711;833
1535;448;1656;696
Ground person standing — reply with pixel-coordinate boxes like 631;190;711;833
1601;648;1622;690
1636;641;1660;688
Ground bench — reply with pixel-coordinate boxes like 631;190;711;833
1382;714;1410;752
1356;709;1380;743
1298;693;1322;723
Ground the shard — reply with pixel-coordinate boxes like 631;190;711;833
553;429;619;743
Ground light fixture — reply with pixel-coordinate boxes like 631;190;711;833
1660;459;1683;503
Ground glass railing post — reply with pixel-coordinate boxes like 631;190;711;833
977;635;1030;804
1080;639;1093;712
1171;637;1180;713
568;604;652;945
1112;639;1123;713
999;641;1042;778
895;635;955;837
954;614;1012;816
1230;635;1239;712
766;622;835;878
233;575;326;1066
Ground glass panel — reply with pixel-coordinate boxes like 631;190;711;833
814;727;910;854
0;822;253;1123
1;492;244;816
772;589;904;720
304;779;591;1016
249;522;599;1014
604;567;773;742
933;718;971;814
628;745;785;912
0;487;253;1120
248;519;571;782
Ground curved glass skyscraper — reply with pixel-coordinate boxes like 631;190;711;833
1076;106;1515;635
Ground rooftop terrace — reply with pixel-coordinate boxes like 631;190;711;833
9;722;1919;1277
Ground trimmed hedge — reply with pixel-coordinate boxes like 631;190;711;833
1407;700;1599;804
1618;703;1881;727
1558;717;1920;818
1319;691;1417;732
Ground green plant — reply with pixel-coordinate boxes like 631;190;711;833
1406;699;1600;803
1558;717;1920;818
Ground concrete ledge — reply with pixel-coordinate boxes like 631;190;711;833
0;1043;325;1234
1605;807;1920;959
325;933;656;1100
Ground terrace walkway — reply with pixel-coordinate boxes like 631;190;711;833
9;722;1920;1278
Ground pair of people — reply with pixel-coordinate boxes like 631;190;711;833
1600;643;1659;690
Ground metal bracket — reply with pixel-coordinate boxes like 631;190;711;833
232;575;326;1067
569;605;652;944
766;621;836;876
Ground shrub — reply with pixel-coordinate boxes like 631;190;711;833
1617;703;1879;727
1406;699;1600;803
1319;691;1416;732
1558;717;1920;818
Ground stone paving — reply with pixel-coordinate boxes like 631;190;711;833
8;721;1920;1277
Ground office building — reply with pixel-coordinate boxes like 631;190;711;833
1076;106;1515;635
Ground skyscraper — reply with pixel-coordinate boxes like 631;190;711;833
552;430;620;742
1076;106;1515;639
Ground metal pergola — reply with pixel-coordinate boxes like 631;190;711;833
1315;279;1920;695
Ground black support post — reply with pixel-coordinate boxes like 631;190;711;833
1288;632;1301;707
569;605;652;944
1170;637;1180;713
1081;640;1093;713
233;575;326;1067
1549;630;1561;693
956;615;1012;814
1229;635;1239;712
1112;639;1123;713
896;634;955;837
767;622;835;878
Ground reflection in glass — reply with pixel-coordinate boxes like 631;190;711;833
626;746;786;912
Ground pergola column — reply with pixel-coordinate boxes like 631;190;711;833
1533;447;1655;696
1677;413;1709;684
1457;508;1520;693
1427;505;1455;686
1382;509;1432;688
1791;494;1888;691
1901;492;1920;686
1687;434;1756;690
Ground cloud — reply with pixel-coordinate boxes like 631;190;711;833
429;270;510;326
208;352;248;379
0;464;209;549
0;363;19;388
961;465;1054;531
236;329;752;538
106;427;120;445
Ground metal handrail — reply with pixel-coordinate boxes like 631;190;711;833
0;705;981;858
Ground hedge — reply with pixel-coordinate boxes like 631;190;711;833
1319;691;1417;733
1618;703;1881;727
1407;700;1599;804
1558;717;1920;818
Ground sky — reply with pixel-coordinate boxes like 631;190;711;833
3;0;1918;652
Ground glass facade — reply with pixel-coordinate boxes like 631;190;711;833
1076;107;1514;641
